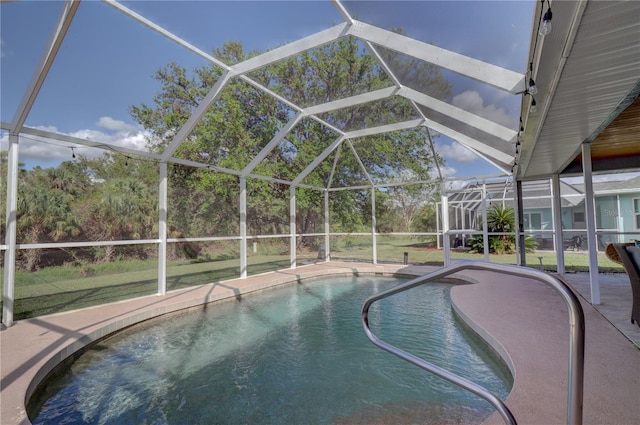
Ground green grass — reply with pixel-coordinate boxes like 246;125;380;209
333;235;624;272
0;237;624;321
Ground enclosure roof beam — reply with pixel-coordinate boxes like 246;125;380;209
10;0;80;133
104;0;230;70
327;144;343;189
303;87;398;116
331;0;355;23
329;185;373;192
170;156;321;190
302;84;517;154
346;14;517;160
109;0;350;131
348;21;525;94
161;71;234;161
108;0;345;160
451;141;511;175
309;116;345;137
423;120;513;165
169;157;242;177
241;113;304;177
15;125;163;161
347;10;434;142
346;140;374;185
400;87;517;143
237;76;344;138
292;135;346;186
344;119;423;139
232;23;350;75
372;179;437;189
423;127;443;181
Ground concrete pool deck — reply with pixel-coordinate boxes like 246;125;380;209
1;262;639;424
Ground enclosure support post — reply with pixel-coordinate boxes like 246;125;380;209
371;187;377;265
516;179;526;266
240;177;247;279
324;190;330;262
436;202;441;250
461;204;466;246
2;134;19;328
290;186;296;269
441;187;451;266
157;162;168;295
481;182;489;261
551;174;565;274
454;206;459;246
582;143;600;304
616;195;623;243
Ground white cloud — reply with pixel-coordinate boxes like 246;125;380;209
436;142;479;163
452;90;514;127
1;124;151;165
429;165;457;181
96;116;139;133
70;127;149;151
67;128;145;150
440;166;457;178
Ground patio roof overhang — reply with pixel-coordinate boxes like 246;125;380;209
517;0;640;180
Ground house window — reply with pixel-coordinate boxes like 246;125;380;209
634;198;640;229
524;212;542;231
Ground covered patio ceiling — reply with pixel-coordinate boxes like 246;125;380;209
518;0;640;180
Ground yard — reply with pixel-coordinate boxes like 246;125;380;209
1;236;624;321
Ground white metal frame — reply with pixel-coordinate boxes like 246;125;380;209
1;0;536;327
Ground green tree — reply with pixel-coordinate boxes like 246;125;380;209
16;163;88;270
129;39;451;248
75;154;157;262
80;177;155;262
384;175;438;233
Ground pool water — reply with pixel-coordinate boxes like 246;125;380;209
29;276;512;424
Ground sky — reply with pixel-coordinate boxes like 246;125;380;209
1;0;536;179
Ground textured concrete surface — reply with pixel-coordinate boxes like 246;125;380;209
451;270;640;425
1;262;638;424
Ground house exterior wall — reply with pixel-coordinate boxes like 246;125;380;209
619;194;640;239
596;196;617;229
524;192;640;249
446;182;639;251
596;195;619;247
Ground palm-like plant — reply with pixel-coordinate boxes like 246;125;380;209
487;204;514;237
470;204;537;254
17;166;82;270
81;177;156;262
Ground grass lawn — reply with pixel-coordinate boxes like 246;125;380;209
333;236;624;272
0;237;624;321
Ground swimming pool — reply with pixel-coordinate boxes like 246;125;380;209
29;276;512;424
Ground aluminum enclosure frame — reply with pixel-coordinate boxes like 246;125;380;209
14;0;627;328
